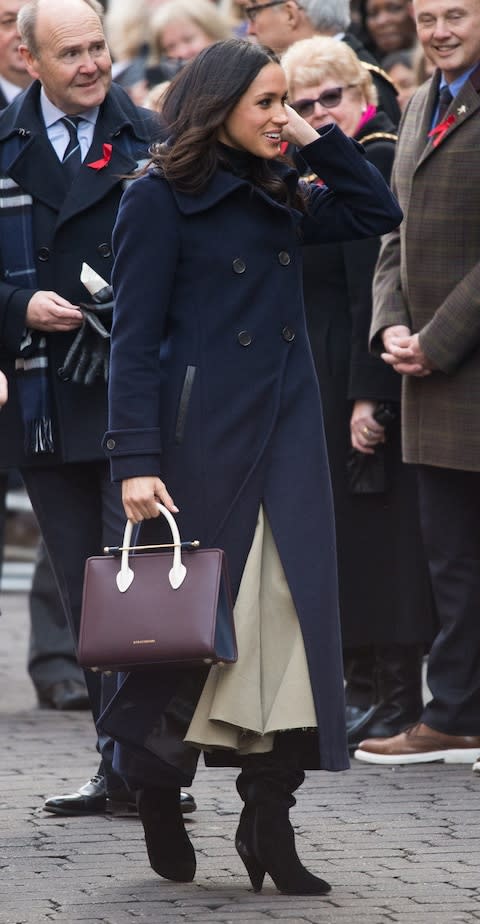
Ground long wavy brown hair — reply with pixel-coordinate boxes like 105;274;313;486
151;39;306;211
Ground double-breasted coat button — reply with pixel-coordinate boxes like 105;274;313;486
232;258;246;274
282;326;295;342
237;330;253;347
98;242;112;258
38;247;50;262
106;438;116;450
278;251;291;266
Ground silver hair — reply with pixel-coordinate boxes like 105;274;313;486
300;0;351;34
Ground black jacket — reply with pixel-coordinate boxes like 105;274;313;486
0;80;163;468
343;32;401;127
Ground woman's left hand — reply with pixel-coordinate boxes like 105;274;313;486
350;400;385;454
281;103;321;149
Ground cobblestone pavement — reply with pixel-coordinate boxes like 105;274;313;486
1;592;480;924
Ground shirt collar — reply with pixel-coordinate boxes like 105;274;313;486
0;74;24;104
40;86;99;128
440;63;478;98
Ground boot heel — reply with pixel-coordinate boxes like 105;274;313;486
235;806;265;891
235;834;265;891
254;805;331;896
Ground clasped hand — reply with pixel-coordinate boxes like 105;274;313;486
381;325;433;377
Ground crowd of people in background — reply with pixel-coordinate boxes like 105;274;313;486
102;0;434;112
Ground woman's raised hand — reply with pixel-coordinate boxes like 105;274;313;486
281;103;322;148
121;476;179;524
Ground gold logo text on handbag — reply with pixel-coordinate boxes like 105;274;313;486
133;639;156;645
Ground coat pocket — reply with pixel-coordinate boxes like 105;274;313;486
175;365;196;444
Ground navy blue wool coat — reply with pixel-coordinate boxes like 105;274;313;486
103;125;402;774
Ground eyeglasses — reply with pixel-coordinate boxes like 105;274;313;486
291;86;352;117
244;1;287;22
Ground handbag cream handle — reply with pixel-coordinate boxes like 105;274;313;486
116;503;187;593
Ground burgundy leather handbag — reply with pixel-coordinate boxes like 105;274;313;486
78;504;237;672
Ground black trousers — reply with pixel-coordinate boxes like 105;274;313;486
417;465;480;734
28;538;85;690
21;460;125;786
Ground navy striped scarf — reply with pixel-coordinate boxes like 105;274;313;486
0;133;54;454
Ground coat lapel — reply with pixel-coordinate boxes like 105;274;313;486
4;88;66;212
416;68;480;170
56;92;149;228
1;80;153;228
8;131;66;212
56;137;139;228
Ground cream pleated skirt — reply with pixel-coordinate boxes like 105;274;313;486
185;507;317;755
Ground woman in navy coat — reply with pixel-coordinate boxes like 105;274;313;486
102;39;402;894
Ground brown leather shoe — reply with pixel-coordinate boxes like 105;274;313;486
354;722;480;765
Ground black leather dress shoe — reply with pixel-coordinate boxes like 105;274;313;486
347;704;379;751
37;679;90;711
44;772;112;816
180;791;197;814
44;774;196;816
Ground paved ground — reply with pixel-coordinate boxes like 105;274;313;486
1;591;480;924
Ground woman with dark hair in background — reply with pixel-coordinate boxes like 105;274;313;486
360;0;417;62
101;38;401;894
282;36;433;753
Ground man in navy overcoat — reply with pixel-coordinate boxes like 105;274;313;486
0;0;197;816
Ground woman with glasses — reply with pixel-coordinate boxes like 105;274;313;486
102;38;401;895
282;36;433;754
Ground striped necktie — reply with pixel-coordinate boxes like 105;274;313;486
61;116;82;181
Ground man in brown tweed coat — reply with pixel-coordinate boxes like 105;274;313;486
354;0;480;765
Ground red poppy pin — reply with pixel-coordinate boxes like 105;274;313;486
428;114;456;148
87;143;113;170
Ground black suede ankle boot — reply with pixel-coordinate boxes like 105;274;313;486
136;787;196;881
236;765;330;895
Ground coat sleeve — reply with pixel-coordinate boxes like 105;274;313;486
369;154;411;355
0;281;35;353
103;172;181;481
417;264;480;373
345;138;400;401
298;124;402;244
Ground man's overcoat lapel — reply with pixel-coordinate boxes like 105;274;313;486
4;81;150;229
57;104;144;228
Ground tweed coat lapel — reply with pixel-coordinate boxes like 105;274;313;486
416;66;480;170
